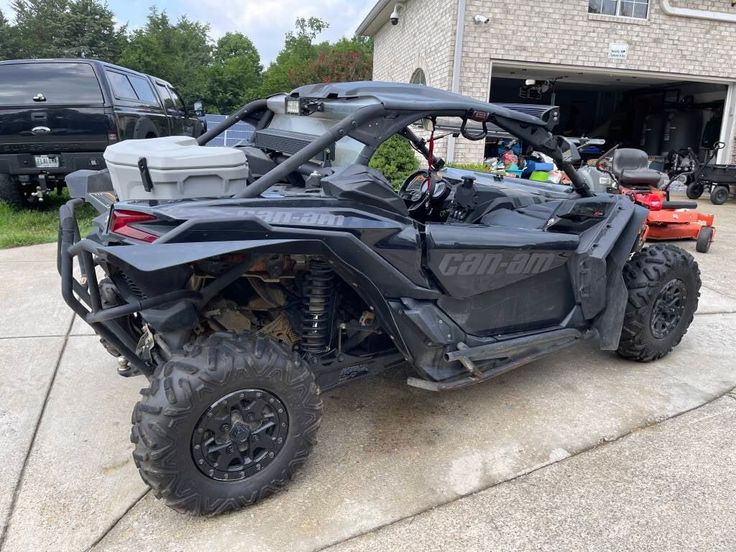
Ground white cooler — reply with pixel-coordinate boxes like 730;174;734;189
104;136;249;201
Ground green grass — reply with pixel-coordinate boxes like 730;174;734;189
0;191;96;249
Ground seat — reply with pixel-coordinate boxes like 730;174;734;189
612;148;663;188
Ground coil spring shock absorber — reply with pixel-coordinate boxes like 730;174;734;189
301;260;335;354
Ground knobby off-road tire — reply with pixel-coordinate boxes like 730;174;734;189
617;244;701;362
131;333;322;515
0;174;26;209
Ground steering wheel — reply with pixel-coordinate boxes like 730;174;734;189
399;170;435;214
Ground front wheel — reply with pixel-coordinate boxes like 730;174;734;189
617;245;701;362
685;181;704;200
131;334;322;515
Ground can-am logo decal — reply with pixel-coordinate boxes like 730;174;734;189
438;252;558;276
241;210;346;226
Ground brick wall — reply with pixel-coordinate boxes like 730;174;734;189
369;0;736;163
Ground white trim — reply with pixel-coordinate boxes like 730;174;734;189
446;0;466;162
660;0;736;23
490;59;734;85
719;84;736;163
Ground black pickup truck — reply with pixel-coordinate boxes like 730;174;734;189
0;58;206;207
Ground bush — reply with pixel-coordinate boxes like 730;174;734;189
369;135;419;188
445;163;491;172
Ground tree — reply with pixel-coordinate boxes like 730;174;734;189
260;17;328;96
118;8;212;104
0;10;21;60
207;33;263;114
9;0;125;61
261;18;373;96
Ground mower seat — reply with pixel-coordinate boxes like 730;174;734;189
612;148;662;188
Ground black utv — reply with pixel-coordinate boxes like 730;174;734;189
58;82;701;515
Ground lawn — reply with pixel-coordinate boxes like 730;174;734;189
0;192;96;249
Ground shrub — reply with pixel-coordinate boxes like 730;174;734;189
445;163;491;172
369;135;419;188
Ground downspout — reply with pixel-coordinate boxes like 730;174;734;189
446;0;466;162
660;0;736;22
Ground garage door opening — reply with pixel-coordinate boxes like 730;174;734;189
489;64;730;163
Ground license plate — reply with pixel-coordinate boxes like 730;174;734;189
34;155;59;168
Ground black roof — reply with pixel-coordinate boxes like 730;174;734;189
290;81;557;128
0;58;172;85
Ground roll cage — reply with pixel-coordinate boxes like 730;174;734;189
197;81;593;199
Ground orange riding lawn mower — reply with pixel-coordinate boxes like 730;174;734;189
580;147;716;253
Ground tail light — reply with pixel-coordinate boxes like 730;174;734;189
110;209;160;243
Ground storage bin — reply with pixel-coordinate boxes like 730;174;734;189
104;136;249;200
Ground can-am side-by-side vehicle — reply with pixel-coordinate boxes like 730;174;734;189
58;82;701;515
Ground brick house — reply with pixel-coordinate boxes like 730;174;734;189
357;0;736;165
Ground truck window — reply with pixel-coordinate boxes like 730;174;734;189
155;82;175;111
106;71;138;100
167;87;185;112
0;62;104;106
129;75;158;104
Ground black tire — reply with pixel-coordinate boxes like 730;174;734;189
710;185;729;205
0;174;26;209
695;226;714;254
617;245;701;362
131;333;322;515
685;181;704;200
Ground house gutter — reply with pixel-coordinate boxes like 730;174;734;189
660;0;736;23
446;0;466;162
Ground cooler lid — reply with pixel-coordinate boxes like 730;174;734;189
104;136;246;169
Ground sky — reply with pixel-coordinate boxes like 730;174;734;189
0;0;378;64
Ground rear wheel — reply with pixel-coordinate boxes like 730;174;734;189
685;181;704;200
696;226;714;253
131;333;322;515
617;245;700;362
0;174;26;209
710;185;729;205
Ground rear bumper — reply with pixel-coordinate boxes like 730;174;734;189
0;151;106;176
58;199;149;376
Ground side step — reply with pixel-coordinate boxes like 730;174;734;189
408;328;583;392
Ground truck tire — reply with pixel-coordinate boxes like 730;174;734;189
617;245;700;362
131;333;322;515
0;174;25;209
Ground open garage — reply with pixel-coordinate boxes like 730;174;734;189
489;62;734;164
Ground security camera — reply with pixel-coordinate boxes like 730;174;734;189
473;14;490;24
390;3;404;25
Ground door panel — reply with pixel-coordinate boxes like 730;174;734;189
426;223;578;334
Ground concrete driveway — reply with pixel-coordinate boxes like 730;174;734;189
1;199;735;552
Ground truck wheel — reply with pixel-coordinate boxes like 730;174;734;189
0;174;26;209
710;185;729;205
131;333;322;515
695;226;714;254
617;245;700;362
685;181;704;200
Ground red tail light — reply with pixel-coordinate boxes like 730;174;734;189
110;209;159;242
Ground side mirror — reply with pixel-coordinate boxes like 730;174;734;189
193;100;206;117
